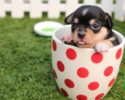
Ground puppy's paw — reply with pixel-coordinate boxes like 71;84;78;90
61;35;72;43
95;42;109;53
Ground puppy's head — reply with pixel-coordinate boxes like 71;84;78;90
65;5;113;48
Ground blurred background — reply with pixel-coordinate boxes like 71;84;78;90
0;0;125;21
0;0;124;100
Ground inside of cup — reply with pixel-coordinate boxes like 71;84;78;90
55;25;71;42
114;31;124;45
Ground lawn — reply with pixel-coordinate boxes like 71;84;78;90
0;16;124;100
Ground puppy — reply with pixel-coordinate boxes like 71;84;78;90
62;5;119;52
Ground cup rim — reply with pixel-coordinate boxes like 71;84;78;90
52;25;125;51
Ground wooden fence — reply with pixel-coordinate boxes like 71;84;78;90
0;0;125;21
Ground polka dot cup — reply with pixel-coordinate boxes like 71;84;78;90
52;25;125;100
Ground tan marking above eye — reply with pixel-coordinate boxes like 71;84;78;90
74;18;79;23
89;19;96;25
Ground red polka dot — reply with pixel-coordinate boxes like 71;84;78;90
116;48;122;59
53;69;57;79
52;40;57;51
91;52;103;63
77;67;89;78
95;93;105;100
104;66;113;77
64;79;75;88
108;78;115;87
57;61;65;72
66;48;77;60
77;94;88;100
60;88;68;96
88;82;99;90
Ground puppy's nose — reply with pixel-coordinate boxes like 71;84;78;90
78;28;85;39
78;32;85;39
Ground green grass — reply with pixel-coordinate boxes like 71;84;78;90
0;17;124;100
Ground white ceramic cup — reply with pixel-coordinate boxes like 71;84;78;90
52;25;125;100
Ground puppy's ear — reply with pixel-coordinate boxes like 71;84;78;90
65;13;74;24
105;13;113;29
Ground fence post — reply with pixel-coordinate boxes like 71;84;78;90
47;0;60;18
11;0;24;18
100;0;114;15
0;0;5;17
30;0;41;18
66;0;78;16
115;0;125;21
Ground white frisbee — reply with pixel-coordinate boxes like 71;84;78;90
34;21;63;36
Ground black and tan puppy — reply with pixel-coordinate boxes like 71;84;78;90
62;5;119;52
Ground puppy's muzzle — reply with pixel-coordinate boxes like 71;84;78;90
78;28;85;39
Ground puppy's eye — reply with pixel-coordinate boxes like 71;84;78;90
72;23;78;27
72;23;79;31
91;23;101;31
